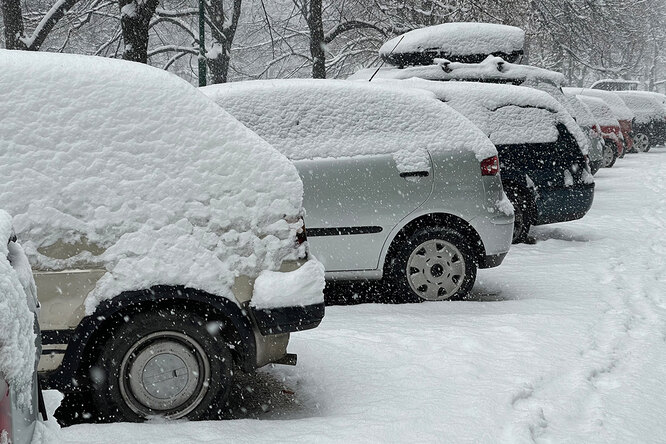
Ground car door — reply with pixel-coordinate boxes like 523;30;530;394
295;154;433;272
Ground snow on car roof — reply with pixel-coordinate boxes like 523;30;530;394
349;56;566;87
575;95;620;128
0;50;309;313
379;22;525;66
563;88;635;122
377;79;589;150
201;79;497;170
0;211;36;411
615;91;666;124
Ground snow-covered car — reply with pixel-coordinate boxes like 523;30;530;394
566;96;604;174
575;95;624;167
202;79;514;303
386;79;595;243
565;88;636;154
350;30;594;159
590;79;639;91
379;22;525;66
615;91;666;152
0;211;43;444
0;50;325;423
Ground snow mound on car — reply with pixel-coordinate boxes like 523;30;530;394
384;79;589;151
0;50;316;313
615;92;666;125
576;96;620;128
0;211;36;411
349;56;565;86
380;22;525;66
201;79;497;169
563;88;635;122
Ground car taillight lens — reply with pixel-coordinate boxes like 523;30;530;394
296;217;307;245
480;155;499;176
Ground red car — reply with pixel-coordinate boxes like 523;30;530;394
565;88;635;155
0;226;44;444
576;95;624;167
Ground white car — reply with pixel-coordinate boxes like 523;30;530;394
203;79;514;302
0;50;325;423
0;211;43;444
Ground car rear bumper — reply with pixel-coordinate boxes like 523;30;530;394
470;212;514;266
251;302;325;336
535;183;595;225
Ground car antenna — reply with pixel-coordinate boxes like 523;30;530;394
369;35;405;82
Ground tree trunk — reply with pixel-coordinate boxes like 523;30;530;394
307;0;326;79
1;0;27;49
206;0;242;84
119;0;159;63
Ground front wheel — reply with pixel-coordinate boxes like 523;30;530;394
602;141;617;168
92;310;233;422
386;227;477;303
634;132;650;152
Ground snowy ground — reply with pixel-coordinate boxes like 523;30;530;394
40;148;666;443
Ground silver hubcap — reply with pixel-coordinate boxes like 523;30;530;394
406;239;466;301
119;331;210;419
603;144;614;166
635;133;649;152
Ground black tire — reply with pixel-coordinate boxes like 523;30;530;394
92;310;233;422
385;227;477;303
634;132;651;152
504;188;533;244
602;141;617;168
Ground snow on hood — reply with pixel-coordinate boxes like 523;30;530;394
0;50;312;313
380;22;524;65
576;95;620;128
563;88;635;122
0;211;36;412
380;79;589;152
201;79;497;168
615;91;666;125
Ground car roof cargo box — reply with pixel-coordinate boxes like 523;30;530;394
380;22;525;67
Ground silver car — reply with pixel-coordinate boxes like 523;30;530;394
202;79;514;302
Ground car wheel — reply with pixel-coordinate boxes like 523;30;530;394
602;141;617;168
504;188;533;244
92;310;233;422
634;132;650;152
387;227;477;303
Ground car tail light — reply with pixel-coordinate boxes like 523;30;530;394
480;155;499;176
0;380;12;444
296;217;307;245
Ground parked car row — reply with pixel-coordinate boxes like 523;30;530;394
3;22;666;436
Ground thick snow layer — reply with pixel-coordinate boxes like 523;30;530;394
615;91;666;125
564;88;635;122
576;95;620;128
0;211;36;412
251;260;325;310
348;58;591;153
349;55;566;86
0;50;317;314
45;146;666;443
201;79;497;166
381;79;588;151
379;22;524;63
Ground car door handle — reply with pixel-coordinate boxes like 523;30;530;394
399;171;429;178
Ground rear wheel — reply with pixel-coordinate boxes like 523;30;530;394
92;310;233;422
602;141;617;167
504;188;533;244
634;132;650;152
386;227;477;303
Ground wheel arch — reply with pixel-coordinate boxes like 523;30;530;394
380;212;486;273
43;286;257;393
